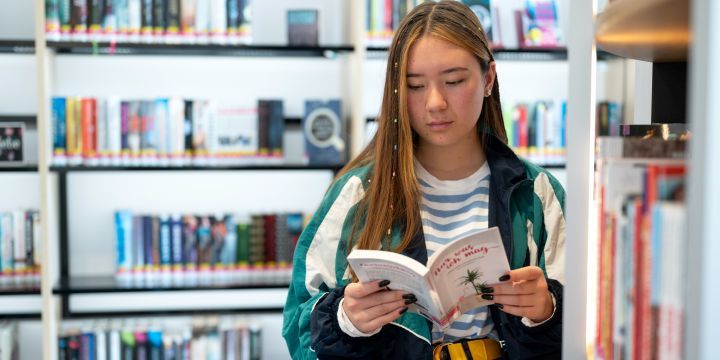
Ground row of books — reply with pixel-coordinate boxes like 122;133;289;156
51;97;346;167
0;322;18;360
593;127;689;360
114;211;307;286
503;100;567;166
0;210;41;286
45;0;253;45
59;316;261;360
366;0;562;49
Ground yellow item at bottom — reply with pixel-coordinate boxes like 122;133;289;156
432;338;502;360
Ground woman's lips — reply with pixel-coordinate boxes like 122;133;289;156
427;121;452;131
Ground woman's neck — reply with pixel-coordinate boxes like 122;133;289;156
415;137;486;181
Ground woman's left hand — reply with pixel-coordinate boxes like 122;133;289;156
480;266;554;323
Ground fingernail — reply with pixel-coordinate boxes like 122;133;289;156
499;275;511;282
481;294;494;301
402;294;417;301
399;307;409;314
495;304;504;309
481;287;494;294
404;298;417;305
378;280;391;287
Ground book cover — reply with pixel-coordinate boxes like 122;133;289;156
257;99;283;157
0;122;25;164
303;100;345;165
287;9;318;47
462;1;494;41
347;227;510;328
213;105;257;160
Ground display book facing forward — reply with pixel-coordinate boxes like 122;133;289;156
347;227;510;329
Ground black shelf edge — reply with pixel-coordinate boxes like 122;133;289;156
0;165;38;172
0;288;41;295
0;40;35;54
0;313;41;320
63;308;283;319
54;276;289;294
46;41;354;57
49;164;343;172
368;46;569;60
368;46;620;62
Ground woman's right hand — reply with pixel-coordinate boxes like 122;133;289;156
342;280;416;334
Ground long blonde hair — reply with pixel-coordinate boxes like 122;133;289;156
338;1;507;256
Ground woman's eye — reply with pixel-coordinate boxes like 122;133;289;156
446;79;465;86
408;84;424;90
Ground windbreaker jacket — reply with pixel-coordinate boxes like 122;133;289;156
283;135;567;359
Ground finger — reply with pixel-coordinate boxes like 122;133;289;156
489;280;534;295
363;298;408;320
507;266;544;282
496;304;530;318
345;280;390;298
366;306;408;331
353;290;409;310
487;294;536;307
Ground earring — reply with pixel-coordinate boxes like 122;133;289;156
486;89;492;97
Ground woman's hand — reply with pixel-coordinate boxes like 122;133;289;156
481;266;554;323
342;280;416;334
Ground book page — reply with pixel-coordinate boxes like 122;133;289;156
347;250;439;319
426;227;510;327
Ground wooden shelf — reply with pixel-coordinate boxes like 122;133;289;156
595;0;690;62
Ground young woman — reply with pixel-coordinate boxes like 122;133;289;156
283;1;565;359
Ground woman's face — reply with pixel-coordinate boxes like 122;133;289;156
405;35;495;150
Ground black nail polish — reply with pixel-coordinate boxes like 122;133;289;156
399;307;409;314
499;274;511;282
495;304;504;309
402;294;417;301
481;294;494;301
404;298;417;305
378;280;391;288
481;287;494;294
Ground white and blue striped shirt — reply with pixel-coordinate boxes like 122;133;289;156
415;159;497;344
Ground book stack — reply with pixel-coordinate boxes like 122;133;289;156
58;316;262;360
503;100;567;166
114;211;307;287
0;210;41;287
51;97;284;167
593;124;689;360
45;0;253;45
0;322;19;360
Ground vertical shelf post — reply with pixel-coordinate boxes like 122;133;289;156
35;0;59;359
565;0;597;357
685;0;720;358
349;0;367;158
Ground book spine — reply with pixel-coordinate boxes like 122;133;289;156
89;0;104;36
128;0;141;37
171;214;183;270
53;97;68;158
47;0;61;34
166;0;181;34
153;0;167;38
72;0;89;38
180;0;197;38
13;211;27;276
159;214;172;269
59;0;73;37
141;0;154;38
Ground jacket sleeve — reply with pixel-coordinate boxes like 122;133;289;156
282;174;369;359
497;170;566;359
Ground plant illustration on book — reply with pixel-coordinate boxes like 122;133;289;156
459;269;488;295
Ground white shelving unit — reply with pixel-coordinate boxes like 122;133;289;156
2;0;687;358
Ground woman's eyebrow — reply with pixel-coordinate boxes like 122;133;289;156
407;67;470;77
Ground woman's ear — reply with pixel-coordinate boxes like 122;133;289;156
484;61;497;95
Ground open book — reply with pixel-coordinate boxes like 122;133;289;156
347;227;510;329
